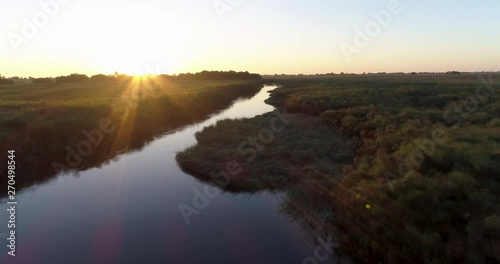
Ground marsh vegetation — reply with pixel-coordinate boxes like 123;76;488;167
0;72;263;194
177;73;500;264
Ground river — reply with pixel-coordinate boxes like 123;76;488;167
0;85;343;264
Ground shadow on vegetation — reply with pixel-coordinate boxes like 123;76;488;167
0;73;263;197
176;74;500;264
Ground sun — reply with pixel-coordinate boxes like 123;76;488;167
108;61;178;79
115;65;150;77
89;6;184;79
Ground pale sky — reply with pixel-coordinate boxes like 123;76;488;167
0;0;499;77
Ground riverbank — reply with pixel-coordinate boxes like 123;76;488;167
176;112;355;192
0;78;263;194
176;74;500;263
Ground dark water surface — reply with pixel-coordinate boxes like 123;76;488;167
0;86;343;264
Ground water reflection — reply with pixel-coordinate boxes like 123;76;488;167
0;85;345;264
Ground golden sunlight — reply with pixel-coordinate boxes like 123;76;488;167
84;4;187;77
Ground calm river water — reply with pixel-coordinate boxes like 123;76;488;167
0;85;344;264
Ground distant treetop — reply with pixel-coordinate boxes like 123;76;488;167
0;74;14;85
49;71;262;83
55;73;90;83
161;71;262;81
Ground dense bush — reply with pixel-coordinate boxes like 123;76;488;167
273;74;500;263
0;75;14;84
32;77;54;83
55;73;90;83
90;74;116;82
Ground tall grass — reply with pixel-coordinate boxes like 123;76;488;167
177;74;500;264
0;78;263;194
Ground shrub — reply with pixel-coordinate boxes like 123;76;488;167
55;73;89;83
32;78;54;83
488;118;500;127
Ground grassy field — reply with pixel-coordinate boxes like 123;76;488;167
0;77;263;193
176;73;500;264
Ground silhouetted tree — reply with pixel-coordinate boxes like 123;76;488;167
32;78;54;83
162;71;262;81
116;74;133;82
55;74;89;83
0;75;14;84
90;74;116;82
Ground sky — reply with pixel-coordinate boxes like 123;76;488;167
0;0;499;77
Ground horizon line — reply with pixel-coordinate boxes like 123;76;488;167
3;70;500;79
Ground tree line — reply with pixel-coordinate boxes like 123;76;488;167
21;71;262;84
0;75;14;84
162;70;262;80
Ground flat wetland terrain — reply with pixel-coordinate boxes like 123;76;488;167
2;1;498;263
0;77;263;193
2;73;499;263
177;73;500;264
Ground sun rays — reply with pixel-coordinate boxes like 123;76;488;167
105;74;188;157
107;76;158;155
